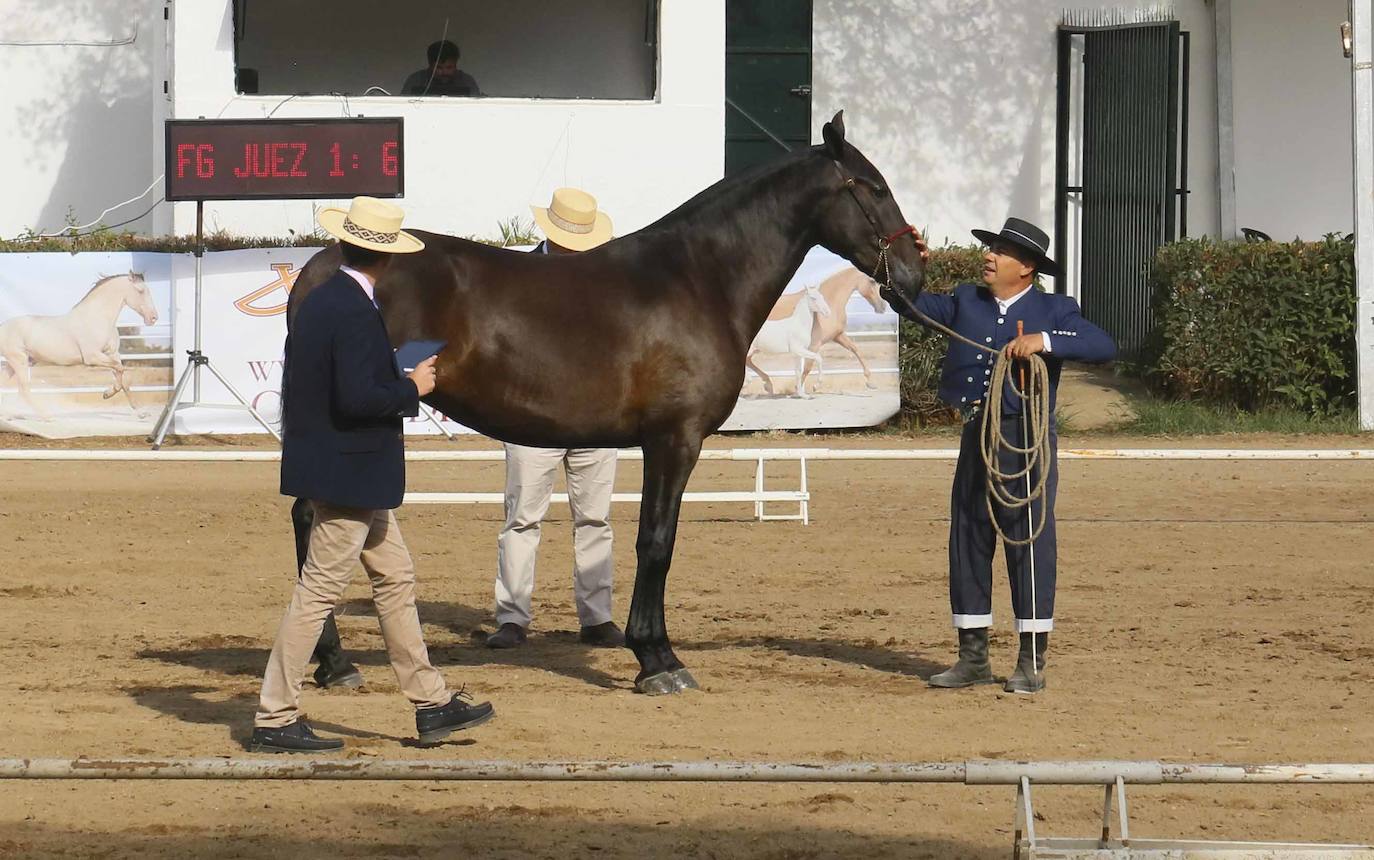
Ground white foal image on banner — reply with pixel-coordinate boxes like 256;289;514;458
0;254;172;438
725;246;899;431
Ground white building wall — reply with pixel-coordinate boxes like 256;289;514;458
812;0;1220;261
0;0;164;239
165;0;724;241
1231;0;1353;240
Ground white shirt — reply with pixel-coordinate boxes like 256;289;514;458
995;284;1052;353
340;265;377;307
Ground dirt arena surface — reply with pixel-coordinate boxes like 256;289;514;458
2;432;1372;858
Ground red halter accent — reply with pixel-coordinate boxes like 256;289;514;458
882;224;918;248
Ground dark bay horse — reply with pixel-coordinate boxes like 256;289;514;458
289;112;924;694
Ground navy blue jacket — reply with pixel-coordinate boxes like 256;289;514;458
279;270;420;509
912;283;1116;415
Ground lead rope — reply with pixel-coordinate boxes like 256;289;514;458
872;246;1052;546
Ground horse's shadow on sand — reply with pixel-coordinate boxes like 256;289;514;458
683;634;947;681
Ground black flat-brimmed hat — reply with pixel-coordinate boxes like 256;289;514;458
971;217;1061;278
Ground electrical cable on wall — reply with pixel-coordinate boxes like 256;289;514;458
20;174;165;240
0;22;138;48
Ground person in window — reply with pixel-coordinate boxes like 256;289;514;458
401;39;481;97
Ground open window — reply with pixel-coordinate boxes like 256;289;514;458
232;0;658;100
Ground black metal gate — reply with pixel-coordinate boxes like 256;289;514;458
1055;12;1189;355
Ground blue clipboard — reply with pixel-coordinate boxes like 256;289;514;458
394;339;446;374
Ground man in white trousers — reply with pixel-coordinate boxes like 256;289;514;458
487;187;624;650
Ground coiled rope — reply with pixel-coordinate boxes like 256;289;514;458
877;274;1053;546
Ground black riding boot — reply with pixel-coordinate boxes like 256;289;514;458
312;613;362;689
928;628;996;688
1004;632;1048;694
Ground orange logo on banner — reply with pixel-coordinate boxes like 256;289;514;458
234;263;300;317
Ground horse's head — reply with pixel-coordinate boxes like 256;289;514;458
811;111;924;310
803;283;832;318
855;275;887;314
122;271;158;325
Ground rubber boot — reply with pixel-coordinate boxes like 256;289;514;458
928;628;997;688
1003;632;1048;694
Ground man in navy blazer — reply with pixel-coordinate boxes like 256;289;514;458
898;217;1115;694
252;197;494;753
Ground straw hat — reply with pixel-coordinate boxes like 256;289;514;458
317;196;424;254
530;187;613;251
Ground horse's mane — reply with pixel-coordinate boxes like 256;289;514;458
80;273;131;302
636;146;821;236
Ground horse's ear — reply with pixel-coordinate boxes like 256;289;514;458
822;110;846;161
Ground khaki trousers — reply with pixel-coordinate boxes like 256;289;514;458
256;502;448;728
495;444;616;628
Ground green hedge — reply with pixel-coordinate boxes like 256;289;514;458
1141;235;1357;414
896;245;987;426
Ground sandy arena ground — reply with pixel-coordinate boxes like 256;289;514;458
1;432;1372;858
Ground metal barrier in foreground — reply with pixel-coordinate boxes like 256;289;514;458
3;759;1371;858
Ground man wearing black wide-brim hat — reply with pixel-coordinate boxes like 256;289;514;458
895;217;1115;693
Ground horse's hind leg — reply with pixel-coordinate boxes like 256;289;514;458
835;332;877;389
293;497;362;688
744;352;774;395
4;353;48;418
625;433;702;695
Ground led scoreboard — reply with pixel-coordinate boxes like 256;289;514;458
164;118;404;200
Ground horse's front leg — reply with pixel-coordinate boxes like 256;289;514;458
795;348;822;398
626;434;702;695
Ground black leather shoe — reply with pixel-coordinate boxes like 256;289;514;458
313;662;364;690
485;623;527;649
249;719;344;754
416;690;495;745
579;621;626;647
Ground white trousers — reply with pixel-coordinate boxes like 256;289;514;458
495;443;616;628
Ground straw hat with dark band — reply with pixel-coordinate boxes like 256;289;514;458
318;196;425;254
531;187;613;251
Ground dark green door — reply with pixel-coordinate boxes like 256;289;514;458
725;0;812;175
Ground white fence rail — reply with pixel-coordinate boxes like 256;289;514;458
6;448;1374;525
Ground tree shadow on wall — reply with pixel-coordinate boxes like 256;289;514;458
6;0;161;236
813;0;1063;240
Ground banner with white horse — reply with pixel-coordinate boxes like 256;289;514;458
0;253;172;438
0;245;896;437
721;246;899;431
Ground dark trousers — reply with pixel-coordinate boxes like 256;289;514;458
948;413;1058;631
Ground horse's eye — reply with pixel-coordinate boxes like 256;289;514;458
872;185;888;198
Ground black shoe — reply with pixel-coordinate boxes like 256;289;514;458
485;623;527;649
313;662;364;690
249;719;344;754
928;628;998;688
1004;632;1049;694
579;621;625;648
416;690;495;745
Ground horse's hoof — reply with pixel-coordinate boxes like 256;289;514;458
669;668;699;691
